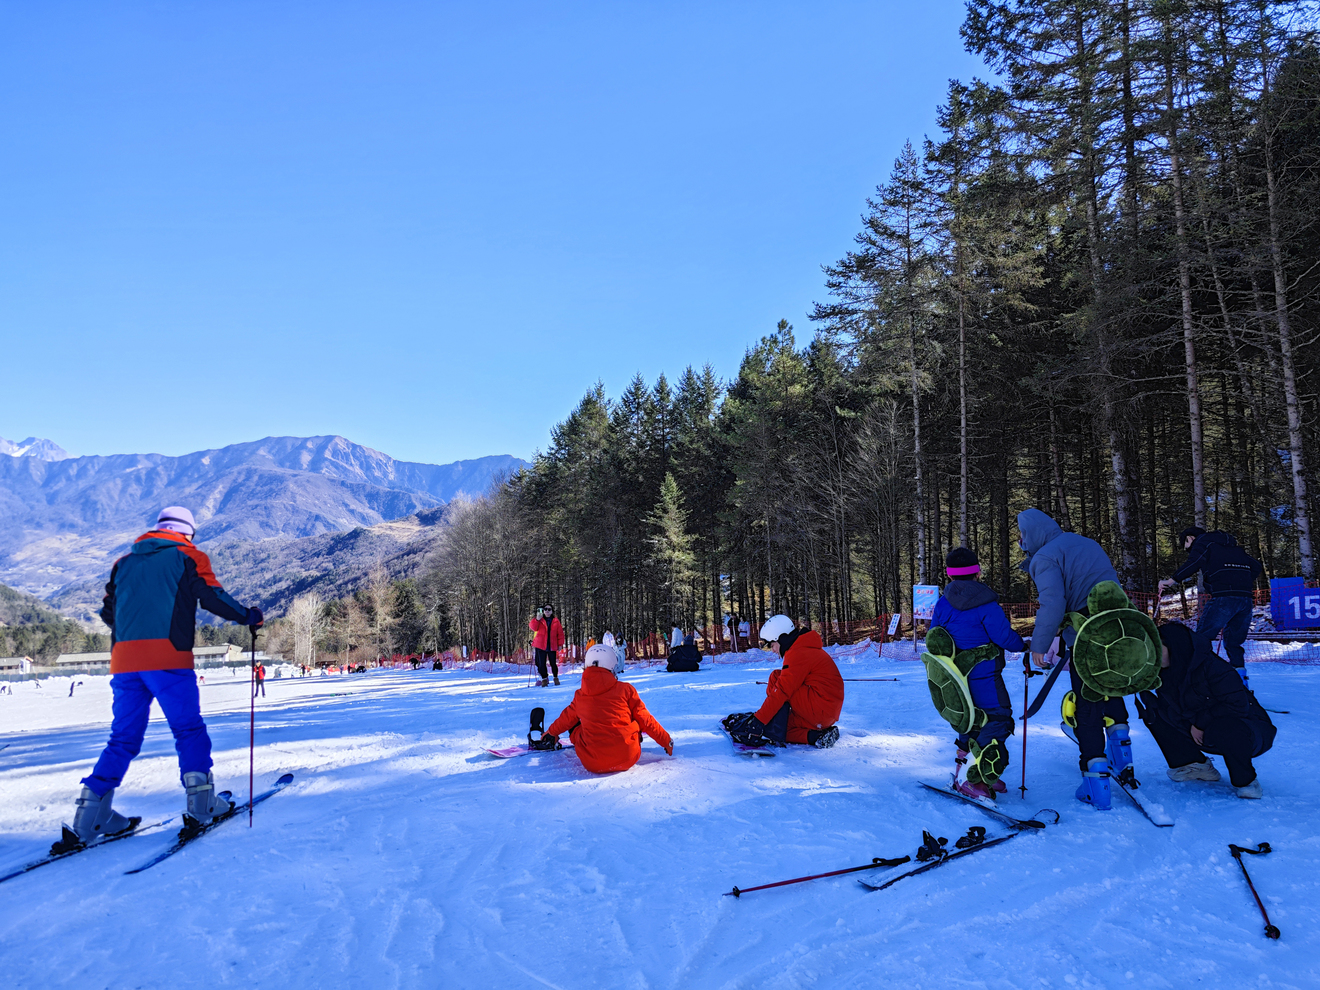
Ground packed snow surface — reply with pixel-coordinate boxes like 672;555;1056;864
1;648;1316;989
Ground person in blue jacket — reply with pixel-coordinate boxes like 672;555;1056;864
59;506;263;851
931;547;1026;799
1018;507;1129;810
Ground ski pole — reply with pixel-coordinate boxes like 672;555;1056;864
755;678;898;684
724;854;911;897
249;626;257;828
1020;650;1036;799
1229;842;1280;939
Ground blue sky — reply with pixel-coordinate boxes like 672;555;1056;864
0;1;983;465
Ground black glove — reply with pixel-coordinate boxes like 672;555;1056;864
246;606;264;629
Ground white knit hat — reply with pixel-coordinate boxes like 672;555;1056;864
156;505;196;537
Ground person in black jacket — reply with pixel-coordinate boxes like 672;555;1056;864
666;631;702;672
1158;528;1262;674
1137;622;1276;799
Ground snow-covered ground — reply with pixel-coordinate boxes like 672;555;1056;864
1;648;1316;989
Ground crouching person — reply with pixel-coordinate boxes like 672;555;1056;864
60;507;262;852
1138;623;1276;799
544;643;673;773
722;614;844;749
666;631;702;672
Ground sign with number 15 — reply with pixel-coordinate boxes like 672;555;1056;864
1270;576;1320;630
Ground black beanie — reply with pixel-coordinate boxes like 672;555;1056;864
945;546;980;579
1178;527;1205;545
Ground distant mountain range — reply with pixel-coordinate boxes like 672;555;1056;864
0;435;526;623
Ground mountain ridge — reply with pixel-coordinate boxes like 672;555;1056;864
0;435;524;616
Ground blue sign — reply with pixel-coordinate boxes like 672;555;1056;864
1270;577;1320;630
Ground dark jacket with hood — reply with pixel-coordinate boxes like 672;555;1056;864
1172;531;1263;598
1152;624;1275;746
1018;508;1119;649
932;580;1026;713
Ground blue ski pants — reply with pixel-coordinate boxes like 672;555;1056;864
1196;595;1253;668
82;669;214;796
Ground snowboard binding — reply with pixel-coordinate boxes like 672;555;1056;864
527;707;563;751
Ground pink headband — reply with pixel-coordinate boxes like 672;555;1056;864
946;564;981;576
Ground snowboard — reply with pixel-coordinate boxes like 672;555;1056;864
486;744;573;759
732;742;777;758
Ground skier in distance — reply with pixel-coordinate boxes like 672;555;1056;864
528;604;565;687
66;506;263;843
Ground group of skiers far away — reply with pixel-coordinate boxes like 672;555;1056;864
61;501;1275;851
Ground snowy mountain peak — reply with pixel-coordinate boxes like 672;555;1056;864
0;436;69;461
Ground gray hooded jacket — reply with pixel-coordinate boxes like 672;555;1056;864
1018;508;1119;649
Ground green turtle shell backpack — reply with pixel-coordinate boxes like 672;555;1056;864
1066;580;1162;702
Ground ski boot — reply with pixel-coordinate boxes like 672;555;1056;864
808;726;839;749
553;674;560;686
1105;723;1134;782
956;779;995;801
539;677;549;688
182;772;235;828
57;787;138;852
1076;757;1112;810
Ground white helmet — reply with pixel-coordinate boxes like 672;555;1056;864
759;614;795;644
585;643;621;674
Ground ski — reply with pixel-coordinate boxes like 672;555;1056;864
0;816;176;886
918;782;1055;830
858;828;1026;891
124;773;294;874
1113;770;1174;827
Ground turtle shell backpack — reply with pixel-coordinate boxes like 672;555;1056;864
921;627;1009;789
1066;581;1162;702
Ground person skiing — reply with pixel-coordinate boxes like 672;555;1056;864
1157;527;1263;679
528;604;565;687
64;506;262;847
722;615;843;748
1018;507;1129;810
927;547;1026;800
1138;623;1276;798
542;643;673;773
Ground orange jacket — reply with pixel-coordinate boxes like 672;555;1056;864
529;615;566;651
547;666;672;773
754;630;844;734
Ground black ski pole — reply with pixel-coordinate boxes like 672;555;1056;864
724;854;912;897
1020;650;1039;798
249;625;257;828
1229;842;1280;939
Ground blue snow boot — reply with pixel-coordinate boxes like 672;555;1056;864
1076;757;1112;810
1105;723;1133;780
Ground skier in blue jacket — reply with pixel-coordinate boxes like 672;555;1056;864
58;506;263;851
930;547;1026;799
1018;507;1128;810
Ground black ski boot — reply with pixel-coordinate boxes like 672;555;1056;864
553;674;560;686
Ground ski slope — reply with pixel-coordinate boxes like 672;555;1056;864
1;650;1316;989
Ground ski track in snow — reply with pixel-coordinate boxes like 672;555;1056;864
1;655;1316;989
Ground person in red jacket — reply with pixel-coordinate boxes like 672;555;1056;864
722;614;843;748
528;604;565;687
543;644;673;773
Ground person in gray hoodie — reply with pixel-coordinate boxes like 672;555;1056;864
1018;507;1129;810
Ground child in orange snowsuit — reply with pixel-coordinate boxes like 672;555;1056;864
545;644;673;773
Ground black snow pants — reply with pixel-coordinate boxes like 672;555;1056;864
1138;704;1275;788
1068;652;1129;767
534;648;559;681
